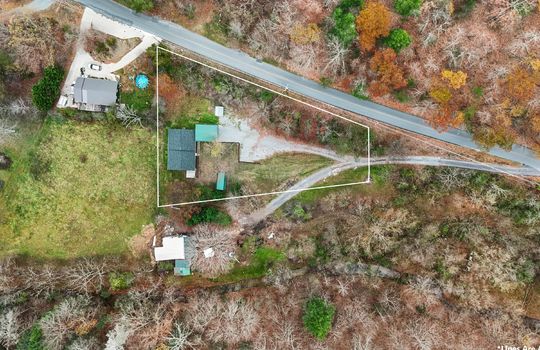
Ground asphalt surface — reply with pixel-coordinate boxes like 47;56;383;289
74;0;540;172
245;156;540;224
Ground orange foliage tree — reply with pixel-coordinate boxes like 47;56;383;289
368;48;406;96
506;67;536;102
356;1;391;52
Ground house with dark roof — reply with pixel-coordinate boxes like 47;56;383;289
167;129;196;172
74;77;118;111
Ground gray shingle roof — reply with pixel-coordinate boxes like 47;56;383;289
74;77;118;106
167;129;196;171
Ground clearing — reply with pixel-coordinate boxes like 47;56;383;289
0;117;156;259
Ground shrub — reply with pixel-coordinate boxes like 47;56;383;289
330;7;358;47
352;82;369;100
394;0;422;16
384;29;412;53
31;65;64;112
187;207;232;226
302;297;335;340
118;0;154;12
16;325;44;350
108;272;134;291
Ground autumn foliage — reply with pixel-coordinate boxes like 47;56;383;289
356;1;391;51
441;70;468;89
506;67;536;102
368;48;406;96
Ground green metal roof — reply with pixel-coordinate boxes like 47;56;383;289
216;172;226;191
167;129;196;171
174;259;191;276
195;124;218;142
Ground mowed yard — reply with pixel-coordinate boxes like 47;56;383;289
0;117;156;259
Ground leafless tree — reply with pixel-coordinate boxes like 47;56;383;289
206;298;259;344
66;337;100;350
64;258;108;295
39;296;94;350
352;334;374;350
190;224;237;277
23;265;62;297
324;37;349;77
105;318;133;350
116;105;142;128
166;323;196;350
0;308;21;349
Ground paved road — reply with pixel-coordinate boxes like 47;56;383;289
244;156;540;225
73;0;540;172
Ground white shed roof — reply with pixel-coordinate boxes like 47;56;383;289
214;106;224;117
154;236;185;261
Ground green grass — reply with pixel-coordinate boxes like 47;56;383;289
214;246;285;282
203;15;230;45
0;117;155;259
295;165;390;204
303;297;335;340
120;88;154;112
235;153;334;193
170;112;218;129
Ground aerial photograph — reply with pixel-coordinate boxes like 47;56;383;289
0;0;539;349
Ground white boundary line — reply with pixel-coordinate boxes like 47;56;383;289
155;45;371;207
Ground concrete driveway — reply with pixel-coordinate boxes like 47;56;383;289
59;8;159;105
217;113;356;163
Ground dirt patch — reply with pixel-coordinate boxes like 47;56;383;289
129;224;155;259
198;142;240;184
85;29;141;64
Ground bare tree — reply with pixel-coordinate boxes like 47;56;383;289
64;258;108;295
116;105;142;128
324;37;349;77
105;319;133;350
0;308;21;349
190;224;237;277
40;296;95;350
166;323;196;350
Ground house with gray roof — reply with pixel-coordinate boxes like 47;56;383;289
167;129;196;172
74;77;118;111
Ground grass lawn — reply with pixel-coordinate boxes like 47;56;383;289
0;117;156;259
120;88;154;112
234;153;335;194
295;165;391;204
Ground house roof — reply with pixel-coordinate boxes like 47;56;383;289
74;77;118;106
167;129;196;171
154;236;185;261
195;124;219;142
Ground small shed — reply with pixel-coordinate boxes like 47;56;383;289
195;124;219;142
214;106;224;117
216;172;226;191
174;259;191;276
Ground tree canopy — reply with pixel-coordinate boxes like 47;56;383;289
31;65;64;112
356;1;391;51
384;28;412;53
394;0;422;16
302;297;335;340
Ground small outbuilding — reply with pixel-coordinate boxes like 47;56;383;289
216;172;226;191
167;129;196;171
153;235;195;276
195;124;219;142
214;106;224;118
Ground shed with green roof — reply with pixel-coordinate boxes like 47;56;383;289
195;124;218;142
216;172;226;191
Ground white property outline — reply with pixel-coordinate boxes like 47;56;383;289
155;45;371;207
